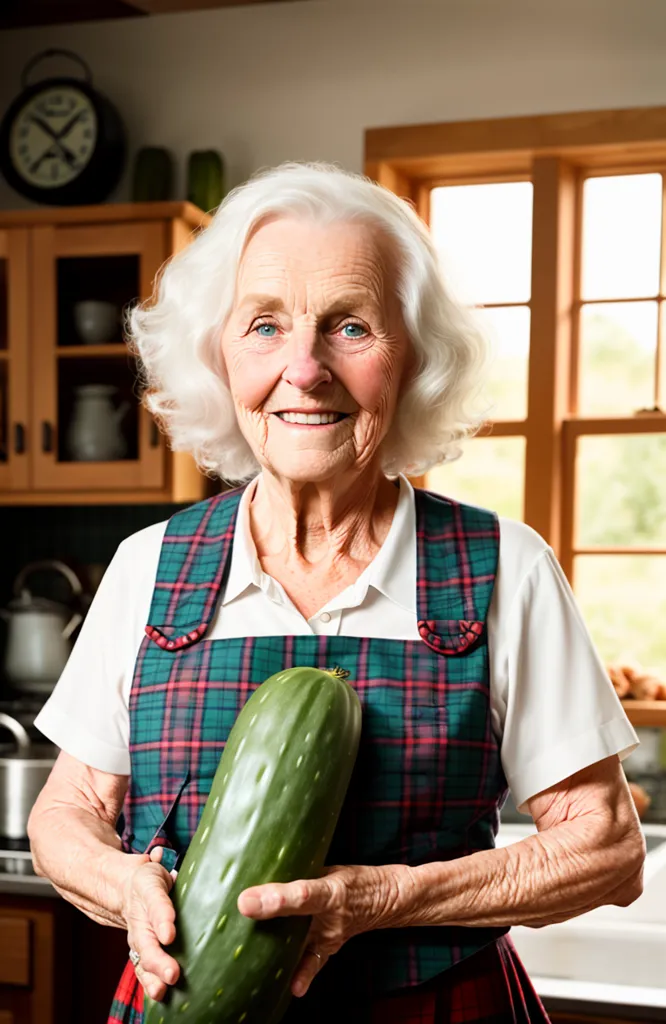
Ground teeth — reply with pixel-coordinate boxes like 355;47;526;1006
278;412;343;425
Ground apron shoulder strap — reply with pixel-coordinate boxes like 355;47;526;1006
415;488;499;656
145;484;247;649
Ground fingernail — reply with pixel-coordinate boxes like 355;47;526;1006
165;968;174;984
293;980;305;997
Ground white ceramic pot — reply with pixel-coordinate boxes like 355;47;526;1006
73;300;120;345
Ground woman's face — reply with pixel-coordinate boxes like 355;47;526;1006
220;216;412;484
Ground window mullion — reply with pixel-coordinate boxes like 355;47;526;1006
524;157;577;557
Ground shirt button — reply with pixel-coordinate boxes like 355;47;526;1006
320;612;332;623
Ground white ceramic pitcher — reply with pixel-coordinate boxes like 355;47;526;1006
66;384;130;461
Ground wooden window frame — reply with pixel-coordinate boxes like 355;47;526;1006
365;107;666;581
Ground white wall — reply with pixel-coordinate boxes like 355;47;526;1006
1;0;666;209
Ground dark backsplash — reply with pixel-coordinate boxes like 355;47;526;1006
0;502;189;607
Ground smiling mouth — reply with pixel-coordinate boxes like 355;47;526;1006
273;412;350;425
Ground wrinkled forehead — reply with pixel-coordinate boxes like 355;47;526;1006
235;215;400;305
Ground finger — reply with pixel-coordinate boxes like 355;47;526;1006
140;864;177;943
129;870;180;984
149;846;164;863
135;962;169;1003
128;915;180;987
291;948;327;998
238;878;330;919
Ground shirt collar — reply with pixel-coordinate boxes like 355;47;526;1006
222;474;417;615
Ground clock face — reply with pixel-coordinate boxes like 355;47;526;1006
9;85;98;189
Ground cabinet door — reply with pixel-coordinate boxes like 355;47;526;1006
30;221;167;493
0;229;30;492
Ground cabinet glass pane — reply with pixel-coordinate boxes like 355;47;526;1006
57;255;139;347
574;555;666;673
477;305;529;421
424;436;526;520
0;360;7;463
0;258;7;351
581;174;662;300
576;434;666;546
578;301;657;415
57;357;138;463
430;182;533;305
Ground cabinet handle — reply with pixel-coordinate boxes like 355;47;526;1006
42;421;54;453
14;423;26;454
149;420;160;447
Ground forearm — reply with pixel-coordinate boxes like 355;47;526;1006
386;817;644;930
28;803;136;928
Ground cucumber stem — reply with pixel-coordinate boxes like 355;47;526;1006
325;666;351;681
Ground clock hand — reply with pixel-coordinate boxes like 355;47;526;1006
29;143;58;175
30;115;60;142
29;116;79;169
31;109;86;143
54;109;87;140
28;140;79;175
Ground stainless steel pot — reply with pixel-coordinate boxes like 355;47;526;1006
0;712;57;840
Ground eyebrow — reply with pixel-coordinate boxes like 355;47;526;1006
236;292;382;318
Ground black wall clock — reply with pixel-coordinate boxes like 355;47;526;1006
0;49;127;206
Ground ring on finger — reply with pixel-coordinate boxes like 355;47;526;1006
308;948;323;962
129;947;141;968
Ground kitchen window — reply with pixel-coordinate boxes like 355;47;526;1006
365;109;666;676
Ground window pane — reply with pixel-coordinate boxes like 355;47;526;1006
581;174;662;300
576;434;666;546
578;301;657;415
424;436;525;520
430;182;533;305
574;555;666;673
477;306;529;420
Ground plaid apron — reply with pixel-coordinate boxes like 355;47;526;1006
108;484;550;1023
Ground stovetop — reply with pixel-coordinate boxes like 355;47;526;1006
0;693;51;745
0;837;35;876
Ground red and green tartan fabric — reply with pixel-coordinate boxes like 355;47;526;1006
110;932;548;1024
108;485;549;1023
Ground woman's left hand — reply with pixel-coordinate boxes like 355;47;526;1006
237;863;413;997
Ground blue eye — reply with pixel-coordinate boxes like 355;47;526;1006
341;323;366;339
255;323;277;338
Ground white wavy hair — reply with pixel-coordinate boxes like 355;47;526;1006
128;161;490;482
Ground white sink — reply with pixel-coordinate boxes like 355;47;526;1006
496;822;666;989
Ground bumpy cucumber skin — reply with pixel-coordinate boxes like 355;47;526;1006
143;667;361;1024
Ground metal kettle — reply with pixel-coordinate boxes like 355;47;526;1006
1;561;84;695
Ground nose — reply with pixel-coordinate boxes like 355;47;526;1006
281;329;332;392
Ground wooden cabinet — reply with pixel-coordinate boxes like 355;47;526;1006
0;202;212;505
0;894;128;1024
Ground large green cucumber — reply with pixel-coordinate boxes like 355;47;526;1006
144;666;362;1024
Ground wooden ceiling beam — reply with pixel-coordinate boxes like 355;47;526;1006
127;0;290;11
0;0;302;29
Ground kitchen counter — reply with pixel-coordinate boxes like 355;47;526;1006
537;976;666;1021
0;870;57;897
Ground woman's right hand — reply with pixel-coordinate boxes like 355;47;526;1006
121;846;180;1003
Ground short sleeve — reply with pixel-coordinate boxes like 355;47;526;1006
34;520;167;774
498;547;639;811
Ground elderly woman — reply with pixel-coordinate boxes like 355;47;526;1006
28;163;643;1024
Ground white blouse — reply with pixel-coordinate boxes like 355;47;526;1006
35;475;638;811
